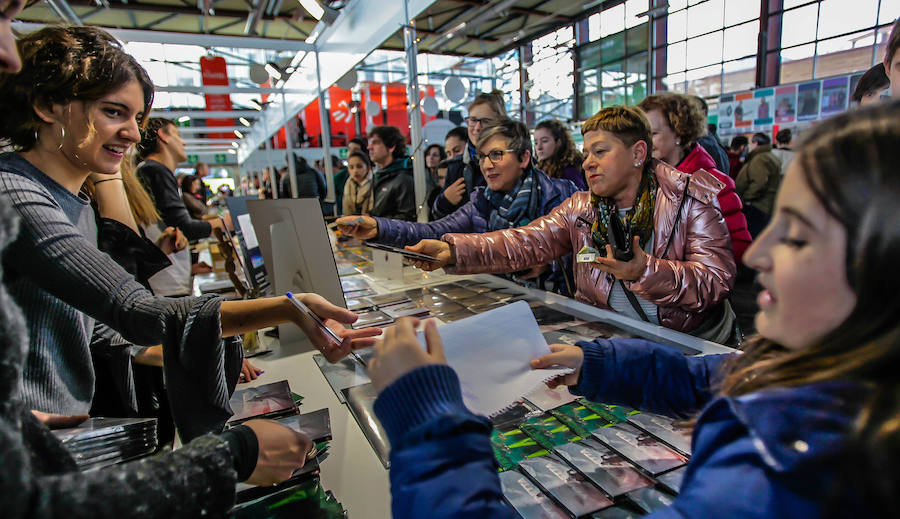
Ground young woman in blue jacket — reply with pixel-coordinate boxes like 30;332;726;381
365;101;900;518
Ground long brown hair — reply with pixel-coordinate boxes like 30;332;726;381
718;101;900;513
534;119;582;179
82;153;161;227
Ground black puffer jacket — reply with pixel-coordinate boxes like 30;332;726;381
371;157;416;221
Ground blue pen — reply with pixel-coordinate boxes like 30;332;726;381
286;292;367;368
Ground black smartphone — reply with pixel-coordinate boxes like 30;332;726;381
607;214;634;262
364;241;440;262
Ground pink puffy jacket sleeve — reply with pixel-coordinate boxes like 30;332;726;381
442;195;578;274
624;195;736;313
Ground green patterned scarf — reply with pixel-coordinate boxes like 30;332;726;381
590;171;657;256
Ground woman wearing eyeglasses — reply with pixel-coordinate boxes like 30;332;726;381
407;106;736;341
335;119;578;294
431;91;507;220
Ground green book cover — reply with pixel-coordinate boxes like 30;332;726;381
550;402;616;437
519;414;583;451
578;399;640;424
491;426;549;472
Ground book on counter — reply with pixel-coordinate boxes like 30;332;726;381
591;423;688;476
499;469;569;519
343;383;391;469
554;438;653;498
227;380;297;425
519;453;614;517
53;417;158;471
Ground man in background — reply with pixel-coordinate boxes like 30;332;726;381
735;132;781;237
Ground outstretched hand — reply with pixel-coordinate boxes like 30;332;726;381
290;293;383;362
404;239;452;271
334;215;378;240
530;343;584;389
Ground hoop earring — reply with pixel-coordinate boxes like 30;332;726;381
57;126;66;152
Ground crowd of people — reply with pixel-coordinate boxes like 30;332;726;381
0;4;897;517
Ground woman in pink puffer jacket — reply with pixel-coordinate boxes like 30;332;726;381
407;106;736;338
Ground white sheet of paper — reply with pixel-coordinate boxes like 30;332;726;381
237;213;259;250
419;301;572;417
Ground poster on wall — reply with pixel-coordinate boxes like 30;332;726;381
820;76;849;118
753;88;775;127
732;92;755;129
774;85;797;124
848;73;863;103
797;81;821;121
718;94;734;132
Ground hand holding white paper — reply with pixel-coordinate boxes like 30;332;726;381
418;301;573;417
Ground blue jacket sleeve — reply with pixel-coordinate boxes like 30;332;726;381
373;198;479;248
572;338;733;419
374;365;517;519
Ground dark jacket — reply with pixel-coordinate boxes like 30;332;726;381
432;144;485;219
696;133;730;177
371;157;416;221
334;168;349;213
294;157;326;199
735;144;781;216
136;160;211;241
375;338;866;519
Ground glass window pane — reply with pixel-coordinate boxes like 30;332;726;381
601;4;626;38
781;43;815;83
601;61;626;89
686;64;722;97
667;41;687;73
815;30;878;77
687;0;725;38
781;4;818;47
667;9;688;44
723;20;759;61
668;0;688;12
628;82;648;105
783;0;813;8
875;25;892;63
880;1;900;25
601;32;627;62
626;24;650;55
818;0;878;40
722;57;756;93
625;0;650;28
660;72;687;92
687;31;723;69
588;13;601;42
724;0;758;26
626;53;649;82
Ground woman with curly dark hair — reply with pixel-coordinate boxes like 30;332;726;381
639;93;752;266
533;119;586;190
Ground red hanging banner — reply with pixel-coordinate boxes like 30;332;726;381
199;56;234;140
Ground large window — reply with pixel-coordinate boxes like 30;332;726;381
656;0;759;97
524;27;575;121
778;0;899;83
577;0;650;119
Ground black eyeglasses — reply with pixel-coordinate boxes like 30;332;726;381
477;149;515;165
466;116;495;127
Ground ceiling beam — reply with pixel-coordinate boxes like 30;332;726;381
150;110;262;118
183;138;241;144
154;85;310;95
178;126;247;133
12;22;314;51
444;0;572;21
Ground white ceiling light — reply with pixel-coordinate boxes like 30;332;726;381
264;62;282;80
177;115;190;123
239;117;251;127
298;0;338;24
231;142;239;148
234;129;244;138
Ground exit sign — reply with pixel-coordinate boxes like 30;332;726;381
215;154;228;163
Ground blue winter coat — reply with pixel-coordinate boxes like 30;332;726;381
374;338;865;519
372;166;578;247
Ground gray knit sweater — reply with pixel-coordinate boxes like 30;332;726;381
0;153;241;440
0;186;241;518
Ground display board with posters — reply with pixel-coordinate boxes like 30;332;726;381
797;80;822;121
753;88;775;127
717;94;734;131
820;76;849;118
774;85;797;124
732;92;755;130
